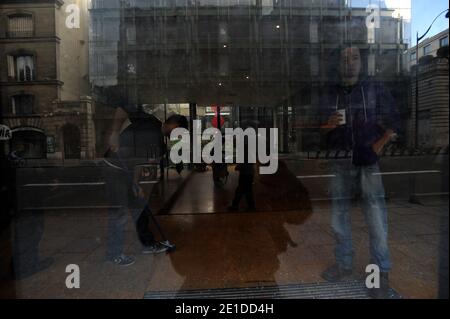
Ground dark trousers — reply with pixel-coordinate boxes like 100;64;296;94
103;167;156;258
232;174;255;209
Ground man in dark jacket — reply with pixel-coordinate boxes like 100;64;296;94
319;46;400;299
104;88;188;267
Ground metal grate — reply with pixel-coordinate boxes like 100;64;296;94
144;281;401;299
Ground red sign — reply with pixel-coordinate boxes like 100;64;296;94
211;106;225;128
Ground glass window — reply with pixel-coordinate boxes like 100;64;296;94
7;14;34;37
423;44;432;55
11;94;34;115
10;56;35;82
17;56;35;82
3;0;449;302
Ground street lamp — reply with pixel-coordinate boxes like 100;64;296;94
414;8;449;148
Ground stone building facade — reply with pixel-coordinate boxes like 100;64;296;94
411;56;449;148
0;0;95;160
406;29;449;70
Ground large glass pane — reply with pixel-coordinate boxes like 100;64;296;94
0;0;448;302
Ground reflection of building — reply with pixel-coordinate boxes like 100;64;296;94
89;0;409;152
407;29;449;70
0;0;94;160
406;29;449;148
410;56;449;148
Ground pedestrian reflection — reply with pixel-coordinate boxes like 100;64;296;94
4;153;54;281
103;97;188;267
228;122;256;212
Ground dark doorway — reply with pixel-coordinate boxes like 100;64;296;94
10;129;46;159
62;124;81;159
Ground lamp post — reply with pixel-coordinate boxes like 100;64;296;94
414;9;449;148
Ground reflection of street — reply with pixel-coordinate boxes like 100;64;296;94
10;153;447;212
284;154;449;201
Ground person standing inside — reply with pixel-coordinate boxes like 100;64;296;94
228;127;256;212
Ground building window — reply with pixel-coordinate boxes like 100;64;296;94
440;36;449;47
11;95;34;115
423;44;432;55
7;14;34;38
411;51;416;61
7;55;36;82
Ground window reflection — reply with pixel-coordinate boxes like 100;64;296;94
0;0;448;300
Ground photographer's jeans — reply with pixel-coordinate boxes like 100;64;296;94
329;162;392;273
106;207;142;260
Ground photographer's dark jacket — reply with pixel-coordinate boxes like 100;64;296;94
319;79;401;166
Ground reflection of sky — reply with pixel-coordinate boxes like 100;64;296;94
349;0;410;19
411;0;449;44
349;0;448;45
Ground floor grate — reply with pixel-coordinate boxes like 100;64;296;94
144;281;402;299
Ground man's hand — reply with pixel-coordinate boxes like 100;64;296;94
109;131;120;152
372;129;395;155
372;139;385;155
322;112;344;130
133;184;146;199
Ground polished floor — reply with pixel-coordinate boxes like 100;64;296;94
0;169;448;299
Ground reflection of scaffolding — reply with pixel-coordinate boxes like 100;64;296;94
89;0;410;152
118;0;138;106
89;0;409;104
87;0;407;151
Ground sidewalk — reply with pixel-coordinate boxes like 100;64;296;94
0;171;447;299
